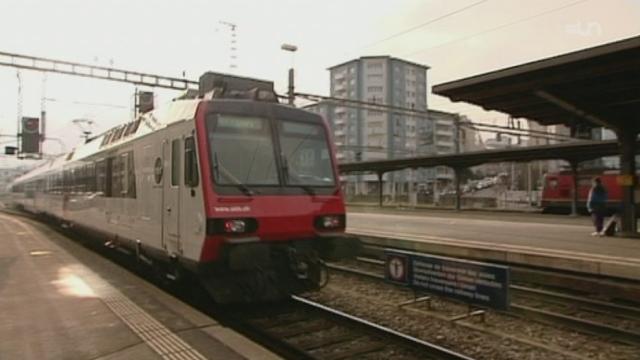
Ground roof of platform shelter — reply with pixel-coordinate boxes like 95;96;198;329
432;35;640;132
339;139;627;174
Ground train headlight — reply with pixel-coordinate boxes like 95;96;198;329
315;215;345;230
207;218;257;235
224;219;247;233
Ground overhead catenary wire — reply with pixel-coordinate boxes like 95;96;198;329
337;144;419;155
296;92;574;141
361;0;489;50
404;0;589;57
461;121;573;140
459;122;570;142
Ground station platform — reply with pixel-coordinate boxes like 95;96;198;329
347;206;640;282
0;213;279;360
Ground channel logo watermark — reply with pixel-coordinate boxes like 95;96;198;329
565;21;603;37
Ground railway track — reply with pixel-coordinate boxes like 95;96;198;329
221;295;475;360
327;258;640;345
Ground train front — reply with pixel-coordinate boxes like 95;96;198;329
194;73;358;303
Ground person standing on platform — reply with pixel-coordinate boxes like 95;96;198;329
587;177;608;236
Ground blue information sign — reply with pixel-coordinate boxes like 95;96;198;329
385;249;510;311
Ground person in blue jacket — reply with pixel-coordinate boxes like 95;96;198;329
587;177;608;236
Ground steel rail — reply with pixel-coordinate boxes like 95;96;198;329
221;294;476;360
327;260;640;345
291;295;476;360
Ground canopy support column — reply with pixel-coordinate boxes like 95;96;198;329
618;130;638;235
377;171;384;208
454;167;463;211
569;161;579;217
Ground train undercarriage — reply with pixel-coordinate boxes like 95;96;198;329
15;206;359;303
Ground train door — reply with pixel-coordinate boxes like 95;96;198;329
162;134;182;255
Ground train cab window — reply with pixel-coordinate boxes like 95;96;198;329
184;136;199;187
278;121;336;187
171;139;181;186
207;115;279;186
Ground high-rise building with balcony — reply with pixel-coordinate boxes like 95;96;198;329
327;56;429;164
311;56;429;197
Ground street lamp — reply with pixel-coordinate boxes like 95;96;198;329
281;44;298;106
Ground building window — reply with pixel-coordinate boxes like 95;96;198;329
367;74;383;81
367;86;383;92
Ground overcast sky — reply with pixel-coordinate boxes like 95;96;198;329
1;0;639;167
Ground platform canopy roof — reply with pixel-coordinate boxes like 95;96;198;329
432;35;640;133
338;139;623;174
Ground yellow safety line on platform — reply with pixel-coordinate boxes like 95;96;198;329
0;214;207;360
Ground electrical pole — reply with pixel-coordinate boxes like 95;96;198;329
454;114;461;154
281;44;298;106
41;73;47;153
16;70;22;154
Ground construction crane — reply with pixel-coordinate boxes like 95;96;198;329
218;21;238;70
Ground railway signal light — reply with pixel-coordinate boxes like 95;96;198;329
136;91;154;114
20;116;41;155
5;146;17;155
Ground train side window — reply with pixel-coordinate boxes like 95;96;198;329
87;162;96;192
96;160;106;195
184;137;199;188
120;153;129;197
105;158;114;197
126;151;136;198
111;156;123;197
63;169;71;193
171;139;181;186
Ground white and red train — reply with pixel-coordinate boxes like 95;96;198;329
9;72;357;302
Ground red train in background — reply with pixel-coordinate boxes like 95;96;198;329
541;169;635;214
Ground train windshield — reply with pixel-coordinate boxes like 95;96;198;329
209;115;280;186
278;120;335;186
207;114;336;191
